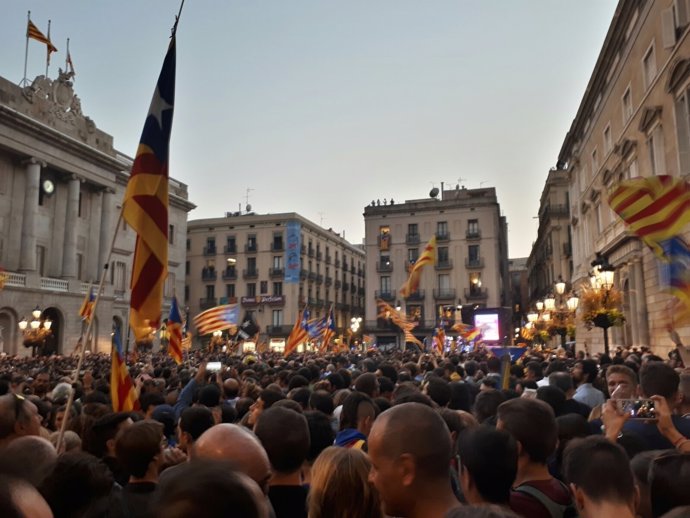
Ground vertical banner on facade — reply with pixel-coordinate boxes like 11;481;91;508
285;221;301;284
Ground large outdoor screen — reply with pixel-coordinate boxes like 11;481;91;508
474;312;500;341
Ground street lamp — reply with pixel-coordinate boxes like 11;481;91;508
350;316;363;351
18;306;52;356
586;254;618;356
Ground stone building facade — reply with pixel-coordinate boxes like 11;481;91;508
558;0;690;353
0;72;194;355
186;213;364;349
363;185;510;345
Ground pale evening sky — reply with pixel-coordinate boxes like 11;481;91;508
1;1;618;258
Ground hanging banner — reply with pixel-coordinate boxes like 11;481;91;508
285;221;301;284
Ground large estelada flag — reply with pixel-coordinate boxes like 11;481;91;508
193;304;240;335
122;35;176;340
319;306;336;352
167;295;183;364
78;286;95;322
284;307;311;356
110;326;140;412
608;175;690;259
400;235;436;298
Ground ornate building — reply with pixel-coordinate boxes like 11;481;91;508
558;0;690;353
0;71;194;355
186;213;364;350
363;185;510;346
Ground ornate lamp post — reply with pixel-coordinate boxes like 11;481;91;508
18;306;52;356
543;276;579;349
581;254;622;357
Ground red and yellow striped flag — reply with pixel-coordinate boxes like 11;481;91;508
166;296;183;365
110;326;140;412
400;235;436;298
122;37;176;340
434;327;446;354
608;175;690;258
27;20;57;53
284;307;311;356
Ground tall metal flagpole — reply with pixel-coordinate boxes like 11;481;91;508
55;211;124;453
65;38;69;72
21;11;30;86
45;19;51;77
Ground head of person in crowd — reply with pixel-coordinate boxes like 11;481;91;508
288;387;311;410
423;377;452;407
247;388;285;428
548;372;576;398
445;504;521;518
308;446;382;518
473;389;506;424
524;361;543;382
152;404;177;445
354;372;379;398
605;364;638;399
49;430;81;453
336;392;377;448
631;450;663;518
648;451;690;518
457;426;517;507
448;382;473;412
223;378;240;400
572;359;598;385
178;406;215;455
563;436;638;518
115;419;164;484
140;392;166;419
0;393;42;447
194;423;272;495
302;410;335;484
32;370;51;398
368;402;459;518
254;406;309;485
41;451;116;518
308;390;334;416
378;376;395;400
152;459;268;518
639;362;679;404
0;475;53;518
0;436;57;488
536;386;566;417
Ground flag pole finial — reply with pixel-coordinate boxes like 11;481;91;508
171;0;186;37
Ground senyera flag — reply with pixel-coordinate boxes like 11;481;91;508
400;235;436;298
193;304;240;335
122;34;176;340
110;326;140;412
166;295;183;364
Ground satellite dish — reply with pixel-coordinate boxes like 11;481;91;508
245;203;252;212
429;187;439;198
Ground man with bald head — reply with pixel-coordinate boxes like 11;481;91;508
0;394;42;448
0;436;57;488
194;423;272;496
223;378;241;407
368;402;460;518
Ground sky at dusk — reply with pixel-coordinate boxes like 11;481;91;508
1;1;618;257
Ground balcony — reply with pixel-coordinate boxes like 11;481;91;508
201;269;217;281
342;263;348;272
406;233;420;245
436;232;450;242
433;288;456;300
466;229;481;240
325;276;333;286
308;296;317;305
301;244;306;254
465;287;488;300
376;260;393;272
357;268;364;277
243;269;258;279
271;242;284;252
465;257;484;269
300;269;308;280
267;325;293;335
350;283;357;293
316;274;324;284
358;286;365;295
203;246;217;256
435;259;453;270
308;248;315;257
375;290;396;301
223;244;237;254
308;272;317;281
335;260;341;268
199;297;217;310
316;252;323;261
316;298;325;307
343;283;350;292
405;289;425;301
269;267;284;278
325;255;332;264
335;280;342;289
222;268;237;280
245;243;258;253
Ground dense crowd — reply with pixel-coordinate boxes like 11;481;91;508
0;344;689;518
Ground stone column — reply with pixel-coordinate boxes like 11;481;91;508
62;175;81;278
98;188;114;278
19;159;42;271
632;257;650;347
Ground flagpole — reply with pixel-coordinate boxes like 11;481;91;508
65;37;69;72
22;11;30;86
45;19;51;77
172;0;186;37
56;210;124;452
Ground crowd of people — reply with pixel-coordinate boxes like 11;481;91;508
0;344;689;518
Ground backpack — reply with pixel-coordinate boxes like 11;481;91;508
514;481;578;518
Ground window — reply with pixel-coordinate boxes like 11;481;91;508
408;248;418;264
675;88;690;176
113;261;127;291
273;256;283;268
603;125;612;154
437;221;448;237
272;309;283;327
184;285;189;303
591;148;599;174
168;225;175;245
185;261;190;275
273;232;283;249
226;236;236;253
78;191;83;218
247;235;257;252
226;284;235;298
408;223;418;236
622;87;633;123
76;253;83;281
186;238;190;251
247;283;256;296
260;281;268;294
648;125;666;175
380;254;391;269
438;274;450;290
437;247;449;264
273;282;283;295
206;285;215;299
36;245;45;276
247;257;257;272
206;237;216;251
642;43;657;90
380;276;391;293
165;272;175;297
469;272;482;294
468;219;479;236
596;204;603;234
468;245;479;262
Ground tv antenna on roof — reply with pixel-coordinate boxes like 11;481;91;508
245;188;254;212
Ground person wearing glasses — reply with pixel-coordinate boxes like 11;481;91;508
0;393;43;448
